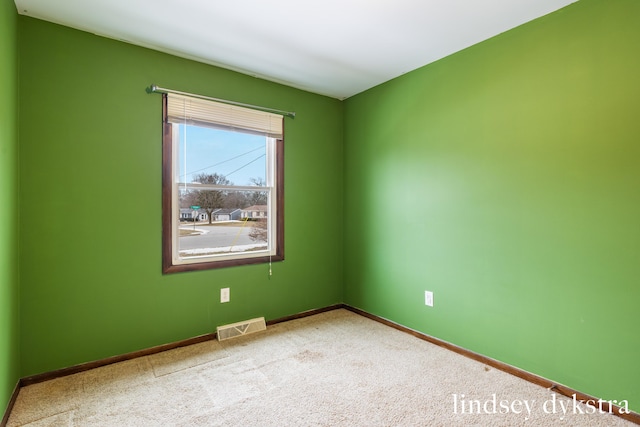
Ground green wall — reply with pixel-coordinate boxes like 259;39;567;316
0;0;20;417
344;0;639;412
18;17;343;376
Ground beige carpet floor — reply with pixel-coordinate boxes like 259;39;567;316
6;309;634;426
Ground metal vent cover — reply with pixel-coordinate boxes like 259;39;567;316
216;317;266;341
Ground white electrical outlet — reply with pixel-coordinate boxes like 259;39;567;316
425;290;434;307
220;288;230;303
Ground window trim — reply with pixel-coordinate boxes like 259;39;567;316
161;94;284;274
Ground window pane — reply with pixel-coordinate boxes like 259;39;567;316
174;123;272;262
177;125;267;187
178;189;269;259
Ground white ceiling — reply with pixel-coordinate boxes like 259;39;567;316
15;0;577;99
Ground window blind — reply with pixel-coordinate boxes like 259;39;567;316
166;93;283;138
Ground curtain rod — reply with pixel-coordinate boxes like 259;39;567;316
146;84;296;119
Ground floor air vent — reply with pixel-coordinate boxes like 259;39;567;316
217;317;266;341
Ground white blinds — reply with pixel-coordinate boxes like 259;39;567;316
167;93;283;138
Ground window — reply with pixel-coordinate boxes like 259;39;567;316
162;93;284;273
